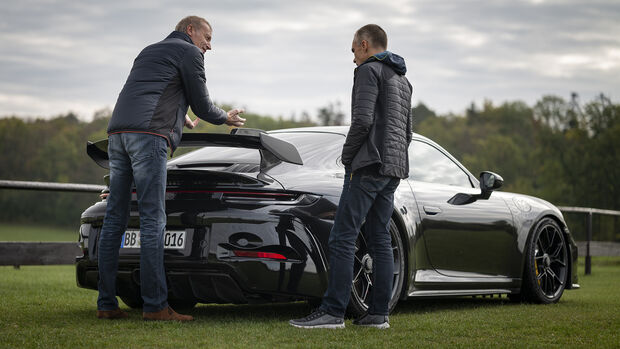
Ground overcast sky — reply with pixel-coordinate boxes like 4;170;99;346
1;0;618;121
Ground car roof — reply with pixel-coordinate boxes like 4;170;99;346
268;126;349;136
267;125;474;181
268;125;430;142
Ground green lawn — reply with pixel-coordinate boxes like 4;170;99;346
0;258;618;348
0;223;76;242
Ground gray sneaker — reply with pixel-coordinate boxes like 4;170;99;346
352;313;390;329
289;310;345;329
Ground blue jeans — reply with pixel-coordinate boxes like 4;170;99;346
320;166;400;317
97;133;169;313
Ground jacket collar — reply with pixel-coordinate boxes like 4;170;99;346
361;51;407;75
166;31;194;45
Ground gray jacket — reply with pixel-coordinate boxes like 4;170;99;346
341;51;413;179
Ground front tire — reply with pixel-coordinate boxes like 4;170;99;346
348;218;406;317
520;217;568;303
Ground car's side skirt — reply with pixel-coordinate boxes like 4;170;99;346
408;289;516;297
409;268;520;296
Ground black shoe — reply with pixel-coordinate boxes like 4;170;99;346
289;309;345;329
353;313;390;329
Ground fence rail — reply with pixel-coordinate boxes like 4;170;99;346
558;206;620;275
0;180;105;193
0;242;81;267
558;206;620;216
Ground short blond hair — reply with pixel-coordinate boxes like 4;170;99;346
175;16;211;33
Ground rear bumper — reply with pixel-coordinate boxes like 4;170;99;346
76;194;339;303
75;213;332;303
76;257;325;303
77;260;250;303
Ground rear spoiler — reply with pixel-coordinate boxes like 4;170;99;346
86;129;303;170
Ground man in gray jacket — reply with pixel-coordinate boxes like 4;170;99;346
290;24;412;329
96;16;245;322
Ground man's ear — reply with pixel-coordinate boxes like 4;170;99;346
360;39;369;51
186;24;194;36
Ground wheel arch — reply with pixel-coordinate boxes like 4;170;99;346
391;209;410;301
519;213;574;291
545;214;576;289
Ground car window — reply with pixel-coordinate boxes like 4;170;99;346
274;132;344;170
409;140;473;187
169;132;344;170
169;146;260;165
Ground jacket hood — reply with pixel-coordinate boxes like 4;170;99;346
364;51;407;75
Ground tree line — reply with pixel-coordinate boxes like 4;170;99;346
0;95;618;240
414;94;619;240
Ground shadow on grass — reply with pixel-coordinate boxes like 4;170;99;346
191;301;312;321
36;295;535;325
394;296;517;315
156;296;520;321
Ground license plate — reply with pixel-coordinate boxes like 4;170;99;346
121;230;186;250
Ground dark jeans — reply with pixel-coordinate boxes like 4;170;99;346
97;133;169;313
320;166;400;317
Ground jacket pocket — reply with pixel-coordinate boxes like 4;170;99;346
168;106;185;152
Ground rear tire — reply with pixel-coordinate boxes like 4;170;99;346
120;294;143;309
168;299;197;311
347;218;405;317
520;218;568;304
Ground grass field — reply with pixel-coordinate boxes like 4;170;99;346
0;223;76;242
0;257;618;348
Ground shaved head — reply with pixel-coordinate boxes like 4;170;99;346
354;24;388;50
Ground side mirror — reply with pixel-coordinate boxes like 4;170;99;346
479;171;503;199
448;171;503;205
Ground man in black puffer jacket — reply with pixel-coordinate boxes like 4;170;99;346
291;24;412;329
97;16;245;322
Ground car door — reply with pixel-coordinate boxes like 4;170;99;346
407;139;519;279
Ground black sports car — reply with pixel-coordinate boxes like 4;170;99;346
77;126;579;316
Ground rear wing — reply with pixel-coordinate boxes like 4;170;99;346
86;128;303;170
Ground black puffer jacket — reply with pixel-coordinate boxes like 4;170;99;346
341;51;413;179
108;31;227;152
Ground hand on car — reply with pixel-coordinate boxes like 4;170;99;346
184;114;200;129
225;108;246;127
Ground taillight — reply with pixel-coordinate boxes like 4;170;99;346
162;190;320;205
167;190;297;201
233;250;287;260
124;188;320;205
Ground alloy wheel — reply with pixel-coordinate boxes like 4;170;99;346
350;219;404;315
